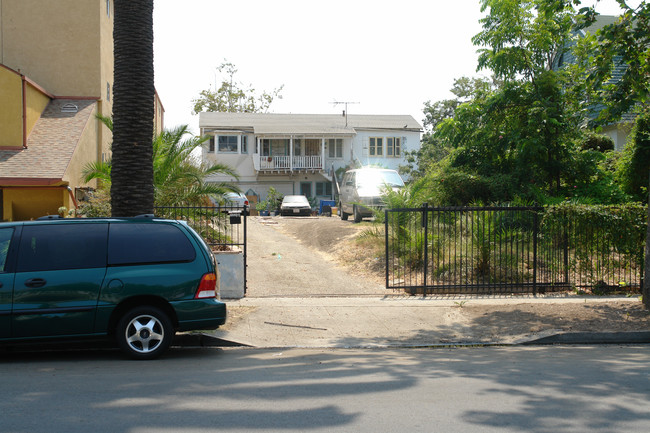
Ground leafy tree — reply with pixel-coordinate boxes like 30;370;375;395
191;61;283;114
112;0;155;216
577;1;650;124
473;0;577;81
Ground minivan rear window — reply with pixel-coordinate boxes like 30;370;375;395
108;223;196;266
17;224;108;272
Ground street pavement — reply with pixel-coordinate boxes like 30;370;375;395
197;295;650;349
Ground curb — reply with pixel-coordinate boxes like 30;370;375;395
522;331;650;345
174;332;650;349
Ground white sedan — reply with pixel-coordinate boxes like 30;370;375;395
280;195;312;216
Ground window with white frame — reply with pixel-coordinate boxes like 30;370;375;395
328;138;343;158
241;135;248;154
369;137;383;156
387;137;401;157
218;136;237;153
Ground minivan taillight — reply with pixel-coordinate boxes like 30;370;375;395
195;272;217;299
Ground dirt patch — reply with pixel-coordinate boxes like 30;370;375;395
271;216;386;285
461;301;650;338
219;306;257;331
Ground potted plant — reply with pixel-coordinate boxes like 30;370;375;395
266;187;284;216
256;200;270;216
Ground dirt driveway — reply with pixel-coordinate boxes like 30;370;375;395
246;216;388;297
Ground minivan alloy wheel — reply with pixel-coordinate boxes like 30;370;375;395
117;306;173;359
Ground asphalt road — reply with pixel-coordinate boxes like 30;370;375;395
2;345;649;432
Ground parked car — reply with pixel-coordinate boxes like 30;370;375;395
280;195;312;216
339;167;405;223
209;192;250;215
0;215;226;360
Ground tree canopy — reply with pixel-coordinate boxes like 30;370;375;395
191;61;284;114
408;0;650;206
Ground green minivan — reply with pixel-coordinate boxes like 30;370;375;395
0;216;226;359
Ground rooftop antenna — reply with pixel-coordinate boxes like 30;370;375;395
331;101;359;127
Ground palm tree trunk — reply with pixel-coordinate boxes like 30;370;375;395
111;0;155;217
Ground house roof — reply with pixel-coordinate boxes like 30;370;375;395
200;113;422;136
0;99;96;185
581;15;619;35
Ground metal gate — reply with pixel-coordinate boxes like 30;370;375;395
155;205;247;294
385;204;644;295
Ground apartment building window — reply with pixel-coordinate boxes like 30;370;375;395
387;137;401;157
241;136;248;154
106;0;111;17
316;182;332;196
369;137;383;156
208;137;215;153
218;136;237;153
328;139;343;158
106;82;111;101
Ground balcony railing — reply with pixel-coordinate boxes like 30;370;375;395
255;154;323;171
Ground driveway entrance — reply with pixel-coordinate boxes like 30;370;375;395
245;217;386;297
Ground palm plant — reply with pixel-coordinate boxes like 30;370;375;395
83;122;240;208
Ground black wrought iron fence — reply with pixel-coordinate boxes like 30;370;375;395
385;204;645;295
154;205;246;251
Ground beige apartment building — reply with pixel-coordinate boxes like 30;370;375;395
0;0;163;221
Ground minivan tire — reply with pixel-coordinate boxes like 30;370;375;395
340;207;349;221
353;205;363;223
116;306;174;360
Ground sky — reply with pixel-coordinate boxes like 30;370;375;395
152;0;639;135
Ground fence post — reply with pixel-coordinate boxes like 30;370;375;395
533;205;539;295
385;208;390;289
422;202;429;290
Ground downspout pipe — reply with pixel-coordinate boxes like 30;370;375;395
21;73;27;148
66;186;78;210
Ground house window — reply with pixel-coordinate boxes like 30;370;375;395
262;139;271;156
106;82;111;101
106;0;111;18
208;136;215;153
316;182;332;196
300;182;312;198
328;139;343;158
241;135;248;154
218;136;238;153
387;137;401;157
369;137;383;156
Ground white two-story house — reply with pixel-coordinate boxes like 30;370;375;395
199;112;422;206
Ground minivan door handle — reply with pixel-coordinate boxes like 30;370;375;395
24;278;47;288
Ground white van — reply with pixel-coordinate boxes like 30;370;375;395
339;168;405;222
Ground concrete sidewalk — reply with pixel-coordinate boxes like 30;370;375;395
199;295;650;348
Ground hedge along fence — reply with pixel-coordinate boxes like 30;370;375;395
541;203;646;292
385;203;647;294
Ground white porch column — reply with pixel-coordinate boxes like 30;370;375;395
290;137;294;170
